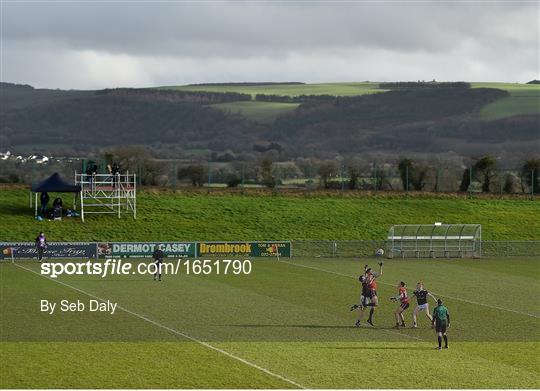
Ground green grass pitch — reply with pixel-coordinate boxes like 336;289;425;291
1;256;539;388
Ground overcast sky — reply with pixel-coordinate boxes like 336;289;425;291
1;1;538;89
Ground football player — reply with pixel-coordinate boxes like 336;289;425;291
411;281;438;328
391;281;409;328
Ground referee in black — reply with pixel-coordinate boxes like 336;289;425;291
152;245;164;281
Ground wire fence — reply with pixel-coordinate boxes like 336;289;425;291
291;240;540;258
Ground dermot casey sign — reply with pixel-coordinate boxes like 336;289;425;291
98;242;196;258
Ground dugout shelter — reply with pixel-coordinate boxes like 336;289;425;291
387;223;482;258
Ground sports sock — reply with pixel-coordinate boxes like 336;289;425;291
368;308;374;322
443;335;448;347
437;336;442;348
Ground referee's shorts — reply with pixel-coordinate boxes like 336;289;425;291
435;320;447;333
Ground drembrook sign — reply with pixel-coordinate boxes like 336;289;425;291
197;241;292;257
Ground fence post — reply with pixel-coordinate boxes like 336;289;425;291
171;161;177;192
373;163;377;191
532;169;535;198
469;166;473;198
341;162;345;191
241;163;245;194
406;165;409;192
207;158;211;193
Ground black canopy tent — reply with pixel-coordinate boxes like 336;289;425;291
30;173;81;216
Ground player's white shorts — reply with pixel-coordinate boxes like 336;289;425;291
416;303;429;311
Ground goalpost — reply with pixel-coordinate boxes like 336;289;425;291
387;223;482;258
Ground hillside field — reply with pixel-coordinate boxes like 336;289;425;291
1;187;538;242
161;82;384;98
473;82;540;120
171;82;384;123
169;81;539;123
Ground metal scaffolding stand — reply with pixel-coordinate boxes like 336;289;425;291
74;173;137;222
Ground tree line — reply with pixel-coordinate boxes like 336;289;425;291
173;155;539;195
2;146;538;195
96;88;251;104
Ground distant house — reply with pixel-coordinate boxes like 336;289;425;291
0;151;11;160
36;156;49;164
26;154;50;164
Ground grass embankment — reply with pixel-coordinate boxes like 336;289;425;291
0;187;538;242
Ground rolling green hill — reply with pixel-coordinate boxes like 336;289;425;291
473;83;540;120
1;81;538;156
0;82;93;112
168;81;539;123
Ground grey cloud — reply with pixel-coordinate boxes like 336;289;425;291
2;2;538;88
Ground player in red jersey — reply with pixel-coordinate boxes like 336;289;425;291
391;281;410;328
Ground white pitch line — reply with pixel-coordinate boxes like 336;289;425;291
281;260;540;319
14;263;305;389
